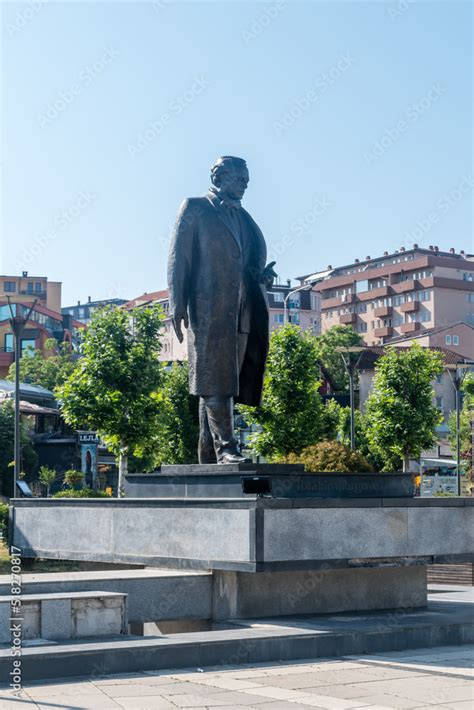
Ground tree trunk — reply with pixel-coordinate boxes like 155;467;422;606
403;451;410;473
117;447;128;498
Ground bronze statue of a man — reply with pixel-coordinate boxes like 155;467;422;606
168;156;276;464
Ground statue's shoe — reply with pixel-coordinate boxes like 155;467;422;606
218;452;246;464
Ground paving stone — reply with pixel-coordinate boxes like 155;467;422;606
239;685;310;700
0;689;39;709
341;676;474;704
26;682;108;697
163;690;276;706
292;696;369;709
192;676;264;690
302;685;379;700
100;680;222;698
344;694;431;708
35;693;120;709
94;675;180;687
113;697;179;710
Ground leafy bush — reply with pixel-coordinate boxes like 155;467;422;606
0;502;9;542
283;441;371;473
39;466;57;496
53;488;112;498
63;469;85;488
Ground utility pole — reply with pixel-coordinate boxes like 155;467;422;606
335;346;366;450
7;296;37;496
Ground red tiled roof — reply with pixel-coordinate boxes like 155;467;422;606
359;345;466;369
123;289;169;309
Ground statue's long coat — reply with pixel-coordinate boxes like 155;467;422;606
167;192;269;406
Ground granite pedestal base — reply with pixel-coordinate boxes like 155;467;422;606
211;565;427;619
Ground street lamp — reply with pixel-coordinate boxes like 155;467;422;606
335;346;367;450
6;296;37;496
283;282;315;325
445;361;474;496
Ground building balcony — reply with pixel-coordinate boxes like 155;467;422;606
400;322;421;334
339;313;356;325
400;301;419;313
374;306;392;318
374;326;393;338
321;293;354;310
358;285;391;302
392;279;420;294
0;350;14;368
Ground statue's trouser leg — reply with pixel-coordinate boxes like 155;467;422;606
202;396;240;462
198;330;249;463
198;397;217;464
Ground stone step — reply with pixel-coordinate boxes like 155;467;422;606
0;568;212;623
0;591;128;643
427;563;474;586
0;594;472;685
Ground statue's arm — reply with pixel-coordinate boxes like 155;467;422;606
167;199;195;343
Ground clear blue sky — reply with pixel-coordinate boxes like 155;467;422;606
1;0;472;305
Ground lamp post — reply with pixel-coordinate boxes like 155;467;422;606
446;362;473;496
7;296;37;496
283;282;315;325
335;346;366;450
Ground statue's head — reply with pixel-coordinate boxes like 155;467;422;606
211;156;249;201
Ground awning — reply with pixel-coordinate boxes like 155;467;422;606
421;458;456;466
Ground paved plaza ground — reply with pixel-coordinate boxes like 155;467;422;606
1;643;472;710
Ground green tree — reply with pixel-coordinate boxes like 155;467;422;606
7;338;77;392
239;324;324;460
38;465;56;497
448;373;474;486
365;345;444;472
0;400;37;497
150;362;199;466
57;306;164;496
314;325;364;393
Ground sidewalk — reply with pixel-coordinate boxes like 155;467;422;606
2;643;473;709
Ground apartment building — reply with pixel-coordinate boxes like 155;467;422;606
303;246;474;345
0;273;82;378
124;282;321;362
62;297;128;325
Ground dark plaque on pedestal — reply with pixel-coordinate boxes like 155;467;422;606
124;464;414;499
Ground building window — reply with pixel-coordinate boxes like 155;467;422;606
436;373;443;384
463;273;473;281
453;335;459;345
290;313;300;324
4;281;16;292
21;338;36;355
355;280;369;294
272;291;284;303
273;313;284;324
4;333;13;352
445;335;452;345
26;282;34;294
35;282;42;293
436;396;444;410
358;322;367;332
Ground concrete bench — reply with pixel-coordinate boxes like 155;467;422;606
0;591;128;643
0;569;212;623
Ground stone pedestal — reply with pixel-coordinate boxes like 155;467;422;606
211;566;427;620
124;464;415;499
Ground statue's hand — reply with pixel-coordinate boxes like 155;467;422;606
262;261;278;289
172;309;189;343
